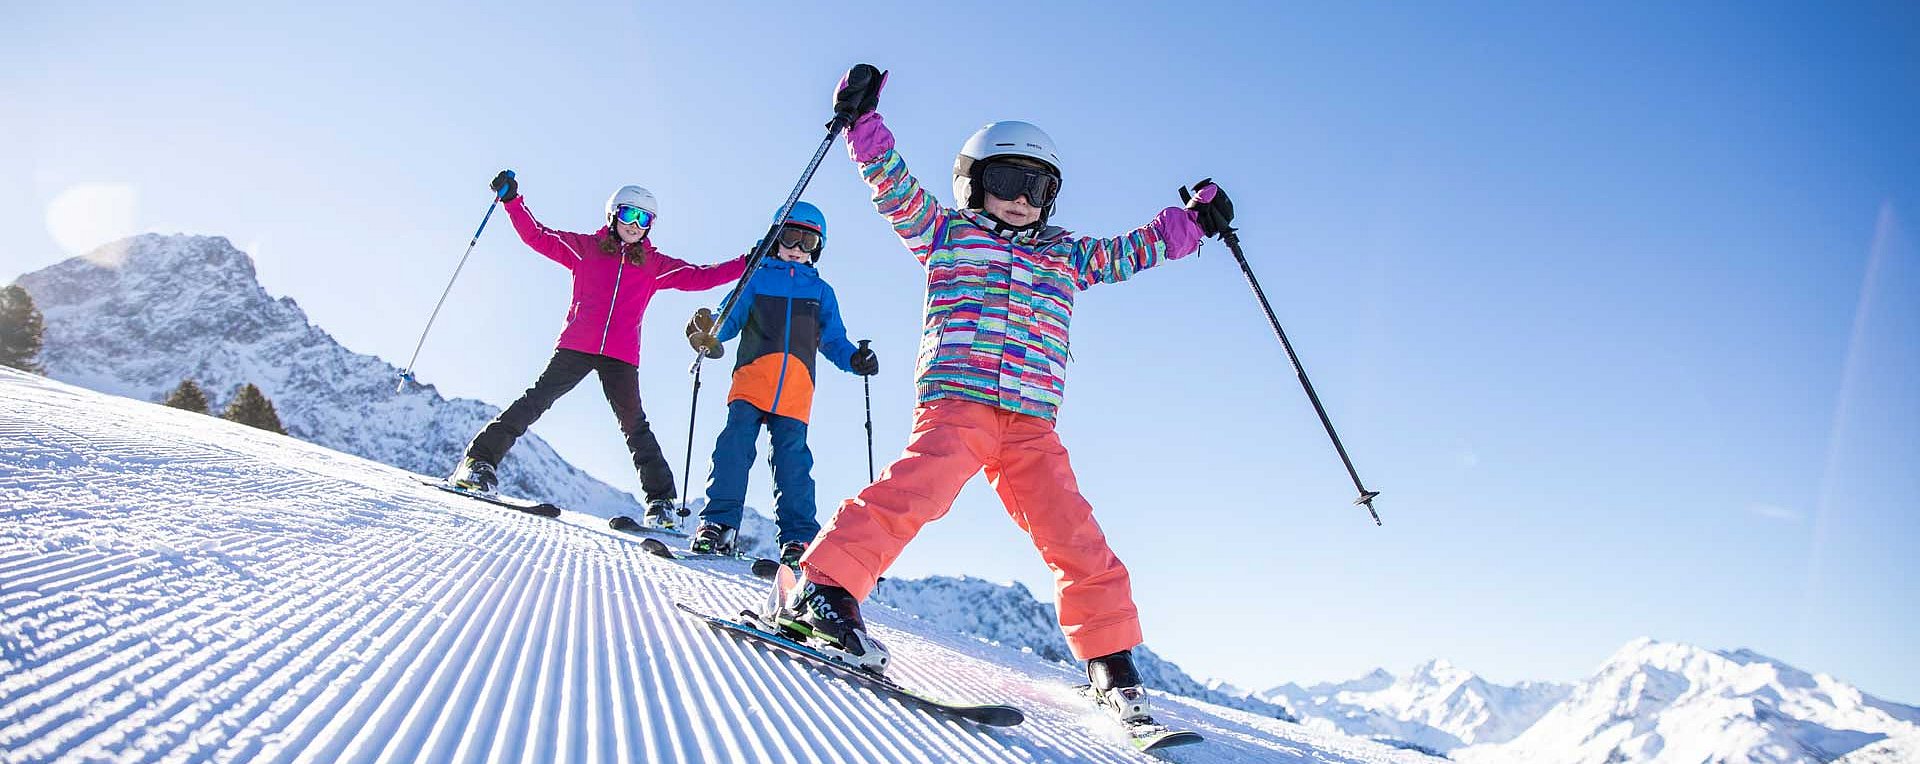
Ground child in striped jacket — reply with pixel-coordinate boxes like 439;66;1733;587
782;66;1235;726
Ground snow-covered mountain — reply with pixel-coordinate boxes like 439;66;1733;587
1451;638;1920;764
1260;642;1920;763
1264;659;1570;753
869;576;1298;722
12;233;639;516
0;367;1430;763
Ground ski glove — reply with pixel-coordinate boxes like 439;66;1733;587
686;307;722;359
1180;179;1233;237
490;170;519;202
849;341;879;376
833;64;887;122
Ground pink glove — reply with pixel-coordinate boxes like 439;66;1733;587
846;111;895;164
1154;206;1207;260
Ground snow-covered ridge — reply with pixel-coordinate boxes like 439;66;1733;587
1263;659;1571;754
12;233;639;517
0;368;1429;763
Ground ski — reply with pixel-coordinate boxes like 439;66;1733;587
672;600;1024;727
1126;722;1203;752
609;514;688;537
637;538;782;579
412;475;561;517
1077;685;1204;751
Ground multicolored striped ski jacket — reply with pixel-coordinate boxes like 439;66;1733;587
857;148;1195;420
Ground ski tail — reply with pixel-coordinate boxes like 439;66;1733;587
763;561;798;621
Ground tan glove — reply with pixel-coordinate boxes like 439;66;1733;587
685;308;723;359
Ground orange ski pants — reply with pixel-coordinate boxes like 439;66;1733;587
799;398;1142;660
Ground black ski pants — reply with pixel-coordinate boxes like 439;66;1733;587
465;348;676;501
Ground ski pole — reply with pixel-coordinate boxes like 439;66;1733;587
1201;207;1382;525
699;114;854;356
859;340;875;483
397;171;514;392
679;356;705;517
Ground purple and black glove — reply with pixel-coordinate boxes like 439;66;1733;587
835;65;895;162
1181;179;1233;237
833;64;887;122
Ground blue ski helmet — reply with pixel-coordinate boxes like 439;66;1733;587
776;201;827;261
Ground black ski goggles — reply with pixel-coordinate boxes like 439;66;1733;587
776;225;823;254
613;205;656;228
979;161;1060;208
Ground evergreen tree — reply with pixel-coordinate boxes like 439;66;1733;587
163;379;212;414
221;383;286;434
0;284;45;374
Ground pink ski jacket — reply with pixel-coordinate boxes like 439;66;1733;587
504;196;747;366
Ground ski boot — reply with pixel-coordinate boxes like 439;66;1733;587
642;498;685;531
778;577;890;673
449;457;498;495
689;522;737;556
1087;649;1153;723
778;541;807;571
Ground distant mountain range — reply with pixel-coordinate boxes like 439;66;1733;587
1253;639;1919;763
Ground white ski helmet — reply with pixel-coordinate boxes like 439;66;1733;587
952;120;1062;214
606;184;658;219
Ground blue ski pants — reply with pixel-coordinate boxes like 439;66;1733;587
701;400;819;545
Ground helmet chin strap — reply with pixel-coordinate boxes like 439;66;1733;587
979;210;1046;238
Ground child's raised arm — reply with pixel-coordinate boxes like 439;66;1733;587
834;68;947;266
851;114;947;267
1066;206;1204;289
654;250;749;292
503;196;590;269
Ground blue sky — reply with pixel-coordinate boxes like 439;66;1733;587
5;1;1916;700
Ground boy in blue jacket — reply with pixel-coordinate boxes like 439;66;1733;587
686;202;879;565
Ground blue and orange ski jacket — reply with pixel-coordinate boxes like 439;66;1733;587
716;260;859;423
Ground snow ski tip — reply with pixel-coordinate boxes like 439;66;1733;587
610;514;690;536
671;601;1025;728
1134;729;1204;752
639;537;676;559
412;475;563;517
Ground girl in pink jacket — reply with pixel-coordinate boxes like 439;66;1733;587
450;172;747;525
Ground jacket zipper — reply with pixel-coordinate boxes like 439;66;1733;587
770;263;795;414
598;253;627;355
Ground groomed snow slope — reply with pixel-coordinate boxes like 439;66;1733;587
0;369;1431;763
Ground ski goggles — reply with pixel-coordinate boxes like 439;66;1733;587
776;225;823;254
613;205;656;228
979;162;1060;208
